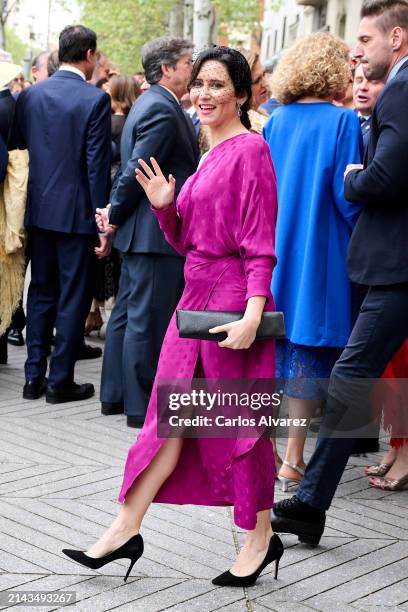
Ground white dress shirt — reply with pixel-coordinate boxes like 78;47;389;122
59;65;86;81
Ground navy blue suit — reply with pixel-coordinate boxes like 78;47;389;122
295;60;408;512
101;84;199;418
15;70;111;386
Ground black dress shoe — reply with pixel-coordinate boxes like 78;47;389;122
23;378;47;400
101;401;124;415
46;382;95;404
78;344;102;360
7;329;25;346
272;495;326;547
212;534;284;587
62;533;144;582
127;415;145;428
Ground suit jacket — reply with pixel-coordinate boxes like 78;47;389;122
14;70;111;235
109;84;199;255
345;59;408;285
0;89;15;146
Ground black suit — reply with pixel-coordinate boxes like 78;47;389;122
15;70;111;387
295;60;408;511
0;88;15;143
101;84;199;418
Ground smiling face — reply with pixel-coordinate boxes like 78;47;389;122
189;60;246;128
251;60;268;108
353;63;384;115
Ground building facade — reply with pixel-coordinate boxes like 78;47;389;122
261;0;363;63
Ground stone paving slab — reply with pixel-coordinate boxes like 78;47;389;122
1;341;408;611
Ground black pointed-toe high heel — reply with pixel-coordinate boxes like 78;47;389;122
62;534;144;582
212;533;284;587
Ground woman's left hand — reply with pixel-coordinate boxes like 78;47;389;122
209;317;260;349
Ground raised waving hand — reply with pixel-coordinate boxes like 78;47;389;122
135;157;175;209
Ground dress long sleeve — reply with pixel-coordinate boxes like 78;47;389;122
152;203;186;256
238;142;277;301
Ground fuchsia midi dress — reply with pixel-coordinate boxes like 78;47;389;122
118;133;278;529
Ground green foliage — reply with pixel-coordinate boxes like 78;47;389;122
79;0;277;72
4;26;25;64
213;0;284;43
79;0;174;73
214;0;261;35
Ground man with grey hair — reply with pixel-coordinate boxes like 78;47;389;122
97;36;199;427
31;51;50;82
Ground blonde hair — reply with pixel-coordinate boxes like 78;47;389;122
272;32;351;104
237;48;260;74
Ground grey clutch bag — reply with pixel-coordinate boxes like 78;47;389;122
176;310;285;342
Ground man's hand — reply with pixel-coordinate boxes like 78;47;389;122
95;233;112;259
96;204;117;235
345;163;363;178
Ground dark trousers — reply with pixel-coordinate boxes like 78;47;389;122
100;252;184;417
25;227;94;387
298;283;408;511
0;334;6;362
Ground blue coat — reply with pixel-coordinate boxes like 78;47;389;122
14;70;111;235
109;84;199;255
264;102;363;347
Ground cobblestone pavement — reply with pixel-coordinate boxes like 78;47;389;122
1;339;408;611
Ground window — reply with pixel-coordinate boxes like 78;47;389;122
266;34;271;59
338;13;346;39
314;1;328;31
282;16;287;49
288;14;300;45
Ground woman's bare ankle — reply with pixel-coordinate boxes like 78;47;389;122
245;528;272;551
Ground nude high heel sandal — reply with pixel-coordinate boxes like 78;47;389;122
278;460;305;492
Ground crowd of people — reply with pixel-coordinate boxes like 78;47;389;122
0;0;407;589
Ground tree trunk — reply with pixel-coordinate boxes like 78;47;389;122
193;0;214;50
183;0;194;40
0;0;5;49
169;0;184;38
0;21;5;49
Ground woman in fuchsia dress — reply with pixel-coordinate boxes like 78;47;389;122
63;47;283;588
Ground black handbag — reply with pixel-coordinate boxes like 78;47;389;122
176;310;285;342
